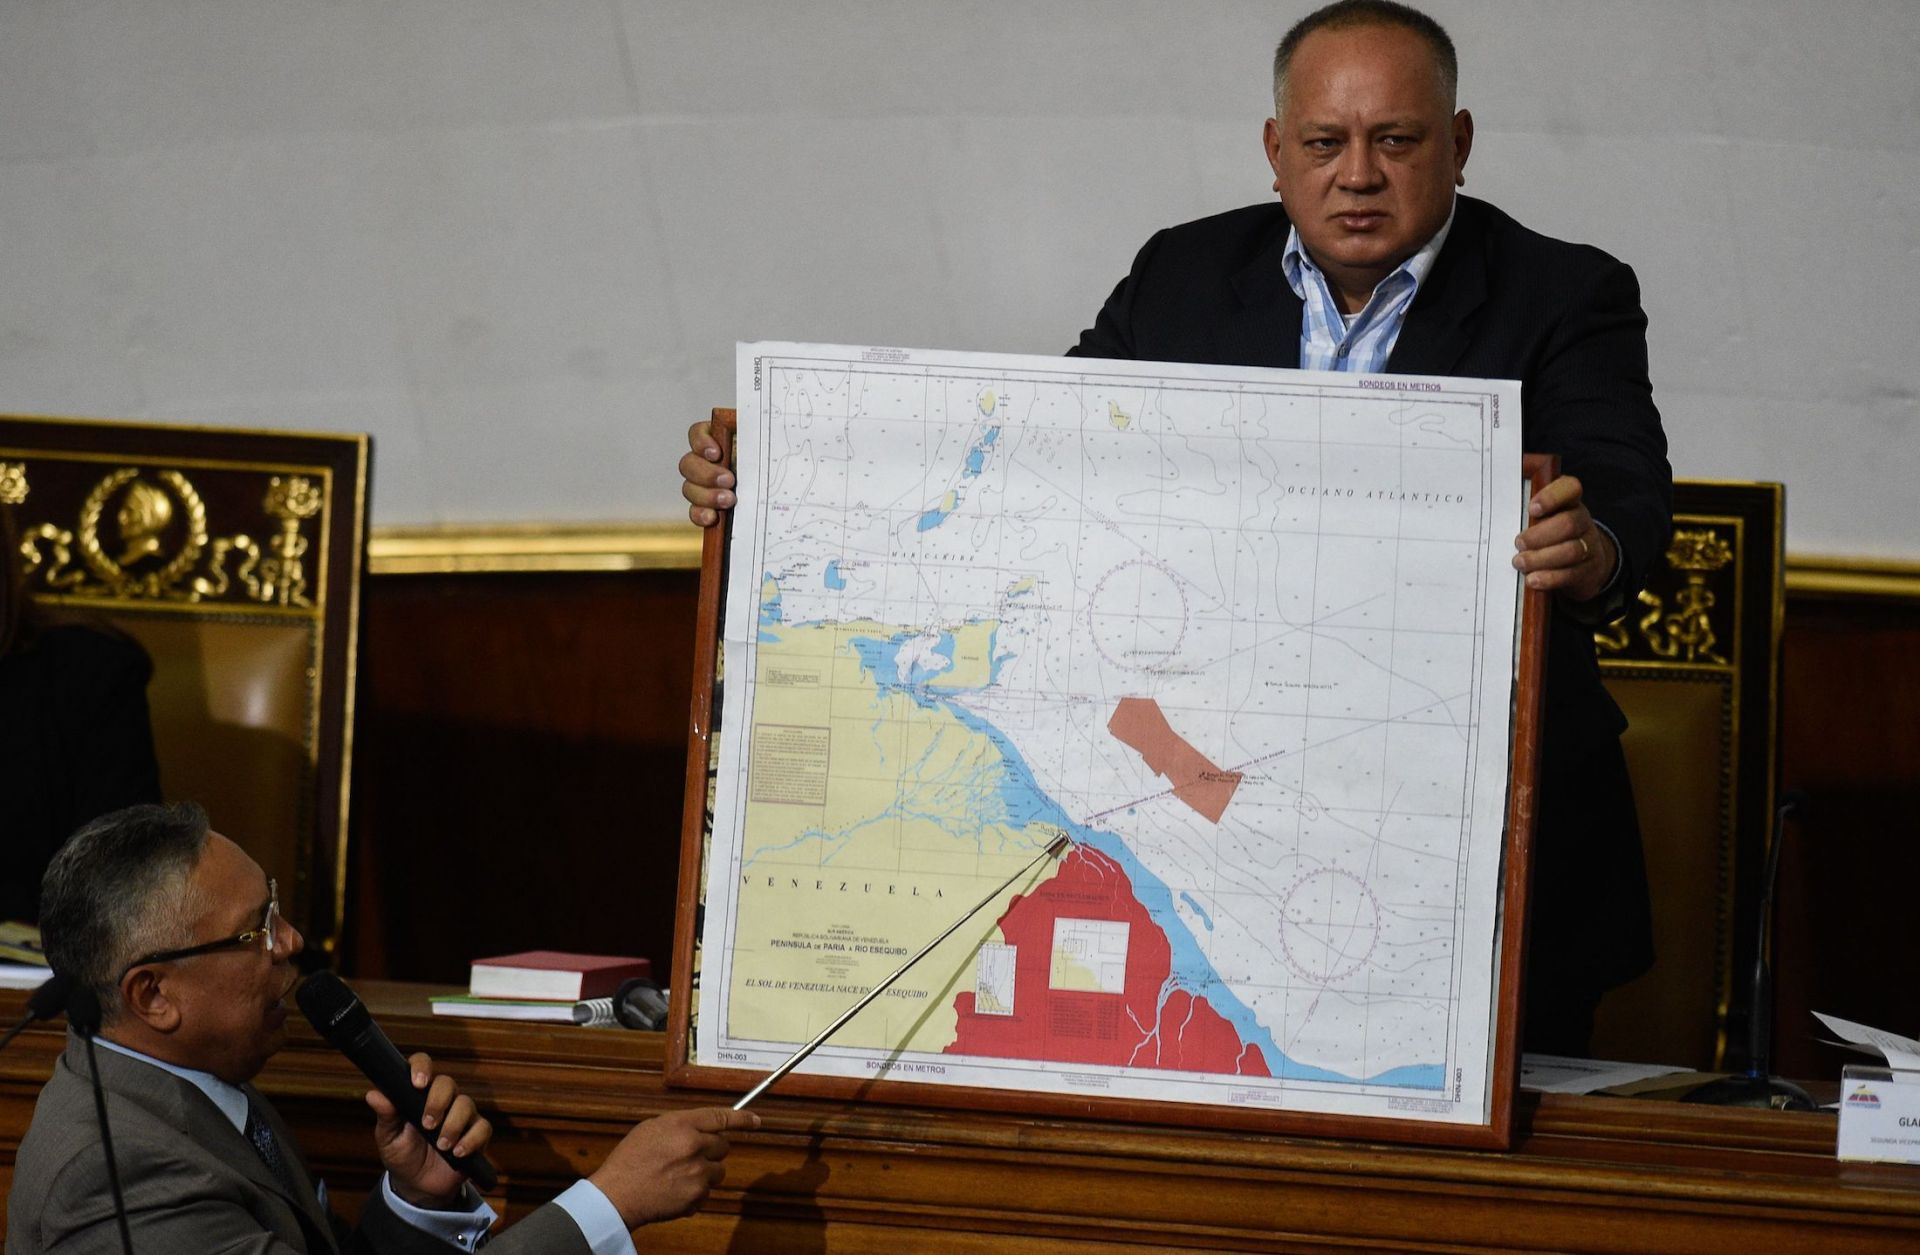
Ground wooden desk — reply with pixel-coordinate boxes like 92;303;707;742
4;984;1917;1253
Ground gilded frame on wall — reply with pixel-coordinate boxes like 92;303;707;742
1591;481;1784;1069
1;414;368;959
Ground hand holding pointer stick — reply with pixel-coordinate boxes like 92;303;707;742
734;834;1071;1111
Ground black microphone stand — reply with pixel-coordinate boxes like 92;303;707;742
68;986;138;1255
1683;790;1815;1110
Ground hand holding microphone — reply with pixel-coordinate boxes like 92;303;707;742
365;1049;496;1208
297;971;760;1225
296;972;499;1198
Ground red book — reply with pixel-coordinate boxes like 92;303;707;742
469;951;651;1002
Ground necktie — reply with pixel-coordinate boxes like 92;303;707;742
245;1101;300;1196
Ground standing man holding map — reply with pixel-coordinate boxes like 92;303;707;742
680;0;1670;1055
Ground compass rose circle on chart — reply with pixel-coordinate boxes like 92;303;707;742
1086;558;1189;673
1277;868;1381;984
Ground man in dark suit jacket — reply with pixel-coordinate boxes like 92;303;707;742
1064;2;1669;1050
9;803;757;1254
682;0;1669;1051
1068;189;1667;1048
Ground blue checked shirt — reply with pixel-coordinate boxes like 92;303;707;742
1280;203;1454;374
1280;202;1622;600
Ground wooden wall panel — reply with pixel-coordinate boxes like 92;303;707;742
1774;598;1920;1080
348;571;698;982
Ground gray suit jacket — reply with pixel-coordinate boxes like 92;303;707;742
7;1036;593;1255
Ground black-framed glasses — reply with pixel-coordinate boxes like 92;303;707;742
118;879;280;980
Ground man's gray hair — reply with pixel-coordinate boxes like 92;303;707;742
1272;0;1459;116
40;802;210;1025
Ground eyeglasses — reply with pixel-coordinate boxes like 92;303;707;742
119;879;280;980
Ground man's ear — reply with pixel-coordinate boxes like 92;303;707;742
1452;108;1474;187
1264;116;1286;194
120;968;182;1033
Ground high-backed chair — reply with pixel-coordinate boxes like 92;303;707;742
1589;481;1785;1070
0;415;368;960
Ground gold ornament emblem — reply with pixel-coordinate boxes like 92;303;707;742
1666;529;1735;576
78;468;209;598
1594;526;1737;664
13;456;329;608
114;477;174;564
256;475;323;606
1640;528;1735;663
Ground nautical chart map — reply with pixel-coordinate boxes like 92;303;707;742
696;342;1523;1125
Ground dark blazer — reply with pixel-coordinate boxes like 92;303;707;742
7;1036;592;1255
0;623;163;921
1070;195;1671;1022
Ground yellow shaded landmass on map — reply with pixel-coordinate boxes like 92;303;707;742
925;620;997;690
974;988;1011;1014
730;617;1062;1053
1108;401;1132;430
1049;951;1106;993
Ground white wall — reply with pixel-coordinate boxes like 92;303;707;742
1;1;1914;557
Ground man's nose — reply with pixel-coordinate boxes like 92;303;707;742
275;921;305;960
1336;143;1384;190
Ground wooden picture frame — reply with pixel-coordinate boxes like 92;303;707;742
667;404;1553;1151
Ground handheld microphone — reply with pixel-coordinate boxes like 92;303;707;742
0;972;72;1053
295;972;499;1190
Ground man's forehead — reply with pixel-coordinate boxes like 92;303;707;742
196;831;271;905
1284;23;1449;112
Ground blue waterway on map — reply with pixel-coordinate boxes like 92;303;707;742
1179;892;1214;932
757;580;783;643
916;504;952;532
837;624;1443;1091
824;560;847;590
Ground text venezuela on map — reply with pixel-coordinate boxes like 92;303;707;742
697;342;1523;1126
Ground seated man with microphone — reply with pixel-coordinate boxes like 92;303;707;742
8;802;758;1254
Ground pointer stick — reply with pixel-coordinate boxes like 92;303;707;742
734;834;1070;1110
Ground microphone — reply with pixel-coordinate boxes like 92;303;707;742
611;976;669;1031
68;986;135;1255
295;972;499;1190
1748;789;1809;1079
0;972;72;1053
1683;789;1815;1110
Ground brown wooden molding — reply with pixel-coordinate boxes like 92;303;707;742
366;523;701;574
1786;554;1920;602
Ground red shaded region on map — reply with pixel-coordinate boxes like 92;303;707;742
947;846;1268;1076
1107;696;1243;823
